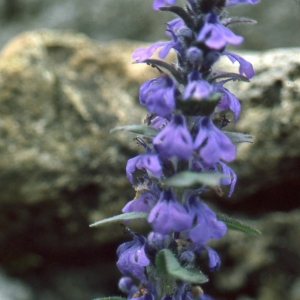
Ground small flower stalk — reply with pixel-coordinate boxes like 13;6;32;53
91;0;261;299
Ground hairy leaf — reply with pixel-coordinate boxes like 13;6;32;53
110;125;158;137
163;171;228;187
89;212;148;227
224;131;254;144
217;213;261;235
156;249;208;284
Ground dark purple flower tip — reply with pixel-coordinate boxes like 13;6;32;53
186;195;227;245
118;277;138;295
184;70;213;100
215;83;241;122
193;117;236;165
153;0;176;10
186;47;203;68
148;231;171;250
122;191;157;213
218;161;237;197
179;250;195;264
223;51;255;79
204;246;221;272
153;114;193;160
148;189;192;235
126;154;162;184
117;235;150;279
197;13;243;49
226;0;259;6
139;75;177;117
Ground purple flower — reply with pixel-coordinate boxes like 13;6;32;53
218;161;237;197
139;75;178;117
184;70;213;100
215;82;241;122
197;13;243;49
149;116;169;130
122;191;157;213
132;19;185;62
186;195;227;245
153;0;176;10
132;41;172;62
204;246;221;271
126;154;162;184
186;47;203;68
147;231;171;250
226;0;259;6
153;114;193;160
117;235;150;279
223;51;255;79
118;277;138;296
148;189;192;235
193;117;236;164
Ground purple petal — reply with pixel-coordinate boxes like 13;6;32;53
153;114;193;160
194;117;236;164
186;195;227;245
117;236;150;279
197;13;243;49
122;192;157;213
153;0;176;10
223;51;255;79
215;83;241;122
148;190;192;235
184;70;212;100
204;246;221;271
139;75;177;117
126;154;162;183
219;161;237;197
226;0;259;6
132;41;169;62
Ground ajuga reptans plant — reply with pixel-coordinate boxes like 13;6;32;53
91;0;261;299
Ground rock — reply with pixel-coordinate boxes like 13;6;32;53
0;30;158;270
207;209;300;300
216;48;300;214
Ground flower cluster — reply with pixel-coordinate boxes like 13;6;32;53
110;0;258;299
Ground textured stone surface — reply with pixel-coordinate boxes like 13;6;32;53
218;48;300;214
208;209;300;300
0;30;158;267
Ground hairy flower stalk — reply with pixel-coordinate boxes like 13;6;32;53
91;1;260;300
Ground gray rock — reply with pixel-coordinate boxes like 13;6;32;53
0;30;157;266
210;209;300;300
220;48;300;212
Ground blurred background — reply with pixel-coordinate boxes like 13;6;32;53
0;1;300;300
0;0;299;50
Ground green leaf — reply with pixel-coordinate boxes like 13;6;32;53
156;249;208;284
217;213;261;235
163;171;228;188
89;212;148;227
224;131;254;144
93;297;127;300
110;125;158;137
